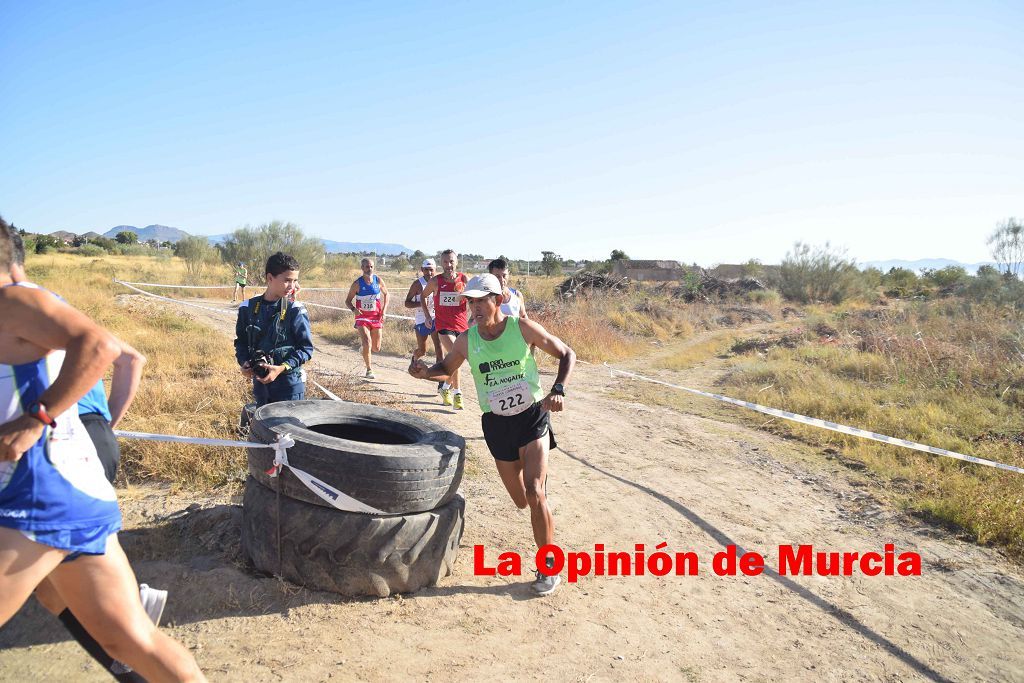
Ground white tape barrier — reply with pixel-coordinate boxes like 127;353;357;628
114;280;236;316
116;280;234;289
311;379;344;402
302;300;415;321
116;279;415;321
606;365;1024;475
119;280;350;293
113;430;385;513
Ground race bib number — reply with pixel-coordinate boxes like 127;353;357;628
356;294;378;311
440;291;461;307
487;381;533;416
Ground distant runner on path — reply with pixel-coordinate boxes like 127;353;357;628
231;261;248;303
410;273;576;595
346;258;389;380
419;249;469;410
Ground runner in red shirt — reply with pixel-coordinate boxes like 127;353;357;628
420;249;468;409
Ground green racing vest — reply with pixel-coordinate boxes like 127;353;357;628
468;317;543;415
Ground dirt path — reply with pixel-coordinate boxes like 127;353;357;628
2;297;1023;682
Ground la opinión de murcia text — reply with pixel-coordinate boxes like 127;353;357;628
474;543;922;584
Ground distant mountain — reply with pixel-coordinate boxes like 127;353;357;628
103;224;190;243
48;230;77;242
204;234;414;255
862;258;995;275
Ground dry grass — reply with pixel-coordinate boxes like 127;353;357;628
718;300;1024;559
24;255;254;489
657;329;744;370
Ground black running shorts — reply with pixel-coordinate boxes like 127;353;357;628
80;412;120;484
481;401;556;462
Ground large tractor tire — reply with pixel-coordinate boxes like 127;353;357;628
241;477;464;597
247;400;464;515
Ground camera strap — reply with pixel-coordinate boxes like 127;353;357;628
247;295;291;361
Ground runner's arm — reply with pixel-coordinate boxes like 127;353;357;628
107;337;147;429
404;280;423;309
9;288;120;416
378;278;389;317
518;290;529;319
0;289;119;461
519;318;574;387
344;281;358;313
409;334;467;383
420;277;437;326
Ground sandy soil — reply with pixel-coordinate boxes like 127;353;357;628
2;297;1023;682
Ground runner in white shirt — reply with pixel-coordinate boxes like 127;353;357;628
405;259;443;393
488;258;528;319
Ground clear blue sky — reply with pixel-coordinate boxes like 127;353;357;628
1;1;1021;264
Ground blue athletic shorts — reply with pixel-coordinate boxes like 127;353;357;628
21;520;122;562
415;322;435;337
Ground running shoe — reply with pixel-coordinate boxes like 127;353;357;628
437;382;444;395
532;571;561;596
139;584;168;626
453;393;464;410
365;368;375;380
440;388;453;406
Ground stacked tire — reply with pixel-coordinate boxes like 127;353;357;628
240;400;466;597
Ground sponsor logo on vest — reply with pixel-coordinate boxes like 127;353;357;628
480;358;521;373
0;509;29;519
485;372;526;388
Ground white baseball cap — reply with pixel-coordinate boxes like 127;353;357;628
422;258;436;268
461;273;503;298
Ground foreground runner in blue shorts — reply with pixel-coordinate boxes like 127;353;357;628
0;217;204;681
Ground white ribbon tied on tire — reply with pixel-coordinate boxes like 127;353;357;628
267;433;385;514
114;430;386;513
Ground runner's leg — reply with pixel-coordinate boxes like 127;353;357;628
370;326;382;353
493;459;528;509
520;435;554;549
357;324;372;370
430;330;442;364
413;329;427;360
0;527;66;626
38;575;146;683
49;535;205;683
438;332;460;391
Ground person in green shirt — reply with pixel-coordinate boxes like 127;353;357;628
409;273;575;596
231;261;248;303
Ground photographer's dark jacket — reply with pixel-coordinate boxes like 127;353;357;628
233;295;314;377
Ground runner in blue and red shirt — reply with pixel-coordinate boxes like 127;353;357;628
345;257;390;380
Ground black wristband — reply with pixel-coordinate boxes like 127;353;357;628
551;383;565;397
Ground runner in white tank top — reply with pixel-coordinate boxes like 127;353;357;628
487;258;528;319
404;260;443;373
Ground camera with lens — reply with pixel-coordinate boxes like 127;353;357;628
249;351;274;379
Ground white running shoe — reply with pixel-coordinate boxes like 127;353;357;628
532;571;561;596
139;584;167;626
365;368;375;380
